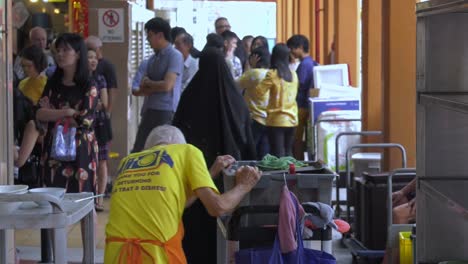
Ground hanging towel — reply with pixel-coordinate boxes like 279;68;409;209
278;185;305;253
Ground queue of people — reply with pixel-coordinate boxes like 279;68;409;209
11;15;416;264
10;17;314;264
13;27;115;210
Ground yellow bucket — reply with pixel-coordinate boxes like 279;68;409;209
399;231;413;264
109;152;120;159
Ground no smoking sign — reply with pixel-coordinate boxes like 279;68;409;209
102;10;119;28
98;8;124;43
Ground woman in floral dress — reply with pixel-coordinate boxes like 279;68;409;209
88;48;109;210
36;33;98;193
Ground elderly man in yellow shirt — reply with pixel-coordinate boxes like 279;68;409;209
104;125;261;264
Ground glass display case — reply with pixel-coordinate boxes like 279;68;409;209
416;0;468;262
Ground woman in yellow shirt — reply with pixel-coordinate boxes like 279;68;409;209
256;43;299;157
18;45;48;105
238;47;270;159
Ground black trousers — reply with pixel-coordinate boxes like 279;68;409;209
267;126;296;157
251;119;269;160
183;200;217;264
132;109;174;153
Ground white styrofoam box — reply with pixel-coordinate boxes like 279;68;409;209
318;84;361;99
313;64;350;88
315;110;361;171
351;153;382;178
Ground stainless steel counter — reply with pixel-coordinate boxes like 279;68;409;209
0;192;95;263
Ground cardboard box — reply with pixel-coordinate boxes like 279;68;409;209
309;97;361;124
310;88;320;97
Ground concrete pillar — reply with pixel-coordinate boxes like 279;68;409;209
361;0;384;145
334;0;359;86
323;0;335;64
382;0;417;168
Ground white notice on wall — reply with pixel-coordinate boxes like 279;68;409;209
98;8;124;43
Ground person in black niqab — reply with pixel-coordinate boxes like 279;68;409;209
173;47;256;264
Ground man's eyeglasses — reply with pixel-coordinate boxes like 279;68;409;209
216;24;231;30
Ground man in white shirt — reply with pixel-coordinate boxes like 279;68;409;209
222;30;243;80
174;32;199;92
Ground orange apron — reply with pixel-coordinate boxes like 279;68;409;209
106;223;187;264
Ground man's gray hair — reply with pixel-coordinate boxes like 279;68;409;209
85;35;102;49
144;125;186;149
29;26;47;40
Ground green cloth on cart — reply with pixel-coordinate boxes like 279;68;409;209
257;154;307;171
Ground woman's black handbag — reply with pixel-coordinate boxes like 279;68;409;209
18;153;40;187
95;111;113;145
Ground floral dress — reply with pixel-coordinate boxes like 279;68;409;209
92;73;111;161
38;78;98;193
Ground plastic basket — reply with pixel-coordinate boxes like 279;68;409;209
399;231;413;264
223;161;335;207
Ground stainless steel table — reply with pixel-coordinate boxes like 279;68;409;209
0;192;95;263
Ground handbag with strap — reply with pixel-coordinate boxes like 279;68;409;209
18;152;40;187
50;118;76;162
94;111;113;145
235;190;336;264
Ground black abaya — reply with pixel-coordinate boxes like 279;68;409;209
173;47;256;264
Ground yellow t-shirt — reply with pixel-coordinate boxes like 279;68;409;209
238;68;269;125
104;144;218;264
18;75;47;105
256;69;299;127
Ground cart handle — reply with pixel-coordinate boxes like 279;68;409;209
345;143;407;189
387;168;416;229
335;131;382;173
333;131;382;218
345;143;407;221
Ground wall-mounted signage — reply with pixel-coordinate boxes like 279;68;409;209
98;8;124;43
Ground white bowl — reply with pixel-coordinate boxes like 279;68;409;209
0;185;28;194
0;185;29;214
29;187;66;207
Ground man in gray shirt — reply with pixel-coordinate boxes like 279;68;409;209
132;17;184;153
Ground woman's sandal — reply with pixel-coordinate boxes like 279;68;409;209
95;197;105;212
95;203;104;212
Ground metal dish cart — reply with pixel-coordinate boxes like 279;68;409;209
218;160;336;263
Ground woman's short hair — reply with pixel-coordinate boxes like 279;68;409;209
21;45;47;73
144;125;186;149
